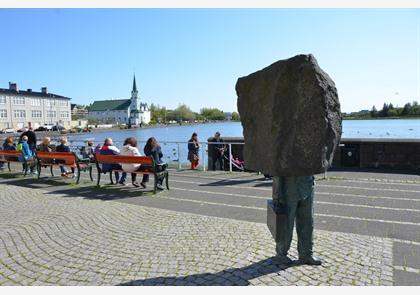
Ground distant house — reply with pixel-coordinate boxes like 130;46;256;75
88;75;151;125
224;112;232;120
71;104;88;116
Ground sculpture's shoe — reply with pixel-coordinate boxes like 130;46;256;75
273;255;293;266
298;256;322;266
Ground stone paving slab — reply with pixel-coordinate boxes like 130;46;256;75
0;184;394;286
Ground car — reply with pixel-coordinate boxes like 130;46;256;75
43;124;54;131
4;128;16;134
17;127;28;132
52;125;65;131
34;126;47;132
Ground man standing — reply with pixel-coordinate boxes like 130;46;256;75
272;175;321;266
210;132;225;171
19;128;37;152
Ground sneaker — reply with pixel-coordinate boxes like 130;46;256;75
132;182;140;187
119;182;128;186
156;183;164;190
140;182;146;189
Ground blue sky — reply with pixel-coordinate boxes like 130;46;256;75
0;9;419;113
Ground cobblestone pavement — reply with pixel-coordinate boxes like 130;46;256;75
0;166;419;285
0;185;393;286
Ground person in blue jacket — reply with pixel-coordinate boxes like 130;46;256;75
17;135;36;175
99;137;127;185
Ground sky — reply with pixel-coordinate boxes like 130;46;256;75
0;8;419;113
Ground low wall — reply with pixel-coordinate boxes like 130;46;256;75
208;137;420;172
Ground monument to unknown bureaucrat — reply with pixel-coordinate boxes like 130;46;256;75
236;54;342;266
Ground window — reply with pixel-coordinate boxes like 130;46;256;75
60;111;69;118
46;111;56;118
32;110;42;118
0;109;7;118
0;96;6;104
58;100;68;107
14;110;26;118
12;96;25;105
31;98;41;106
45;99;56;107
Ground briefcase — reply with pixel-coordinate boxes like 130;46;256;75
267;200;288;243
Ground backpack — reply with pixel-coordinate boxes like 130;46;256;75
16;143;23;151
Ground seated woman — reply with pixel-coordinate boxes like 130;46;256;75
0;136;17;170
140;137;167;190
37;136;54;166
56;136;75;177
120;137;144;188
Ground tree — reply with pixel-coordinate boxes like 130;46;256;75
200;107;225;120
379;103;389;117
231;112;240;121
401;103;411;116
370;106;378;118
173;104;195;122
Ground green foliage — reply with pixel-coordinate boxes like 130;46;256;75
344;100;420;119
231;112;240;121
200;107;225;120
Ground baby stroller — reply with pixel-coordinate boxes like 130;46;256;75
223;155;245;171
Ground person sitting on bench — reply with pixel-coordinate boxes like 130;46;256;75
99;137;127;185
56;136;75;177
140;137;167;190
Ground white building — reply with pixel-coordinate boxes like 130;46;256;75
0;82;71;130
88;75;151;125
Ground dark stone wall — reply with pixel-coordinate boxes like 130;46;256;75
211;137;420;172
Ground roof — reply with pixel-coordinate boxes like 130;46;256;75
89;99;131;111
0;88;71;100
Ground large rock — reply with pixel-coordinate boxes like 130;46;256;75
236;54;342;176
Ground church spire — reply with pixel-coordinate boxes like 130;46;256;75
132;74;137;93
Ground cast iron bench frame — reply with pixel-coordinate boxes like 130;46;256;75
0;149;35;176
36;151;93;184
94;154;169;194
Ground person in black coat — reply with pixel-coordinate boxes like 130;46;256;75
210;131;225;171
19;128;37;152
140;137;167;190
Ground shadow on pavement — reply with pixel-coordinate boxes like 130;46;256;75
198;178;272;188
0;176;155;201
119;256;296;286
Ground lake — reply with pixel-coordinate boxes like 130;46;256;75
67;119;420;166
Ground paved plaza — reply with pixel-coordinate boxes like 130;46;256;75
0;166;419;285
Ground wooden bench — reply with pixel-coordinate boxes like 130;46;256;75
94;154;169;194
36;151;93;184
0;150;35;176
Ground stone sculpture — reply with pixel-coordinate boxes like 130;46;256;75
236;54;341;177
236;54;342;266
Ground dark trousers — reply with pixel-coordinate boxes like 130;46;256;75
212;154;224;171
132;165;166;184
273;176;315;258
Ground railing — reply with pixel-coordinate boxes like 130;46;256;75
68;140;245;172
0;135;246;172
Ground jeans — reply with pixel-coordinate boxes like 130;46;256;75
114;171;127;184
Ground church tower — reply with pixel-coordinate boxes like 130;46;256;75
130;74;139;110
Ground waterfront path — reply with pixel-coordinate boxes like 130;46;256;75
0;166;419;285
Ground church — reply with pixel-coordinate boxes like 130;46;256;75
88;75;151;125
